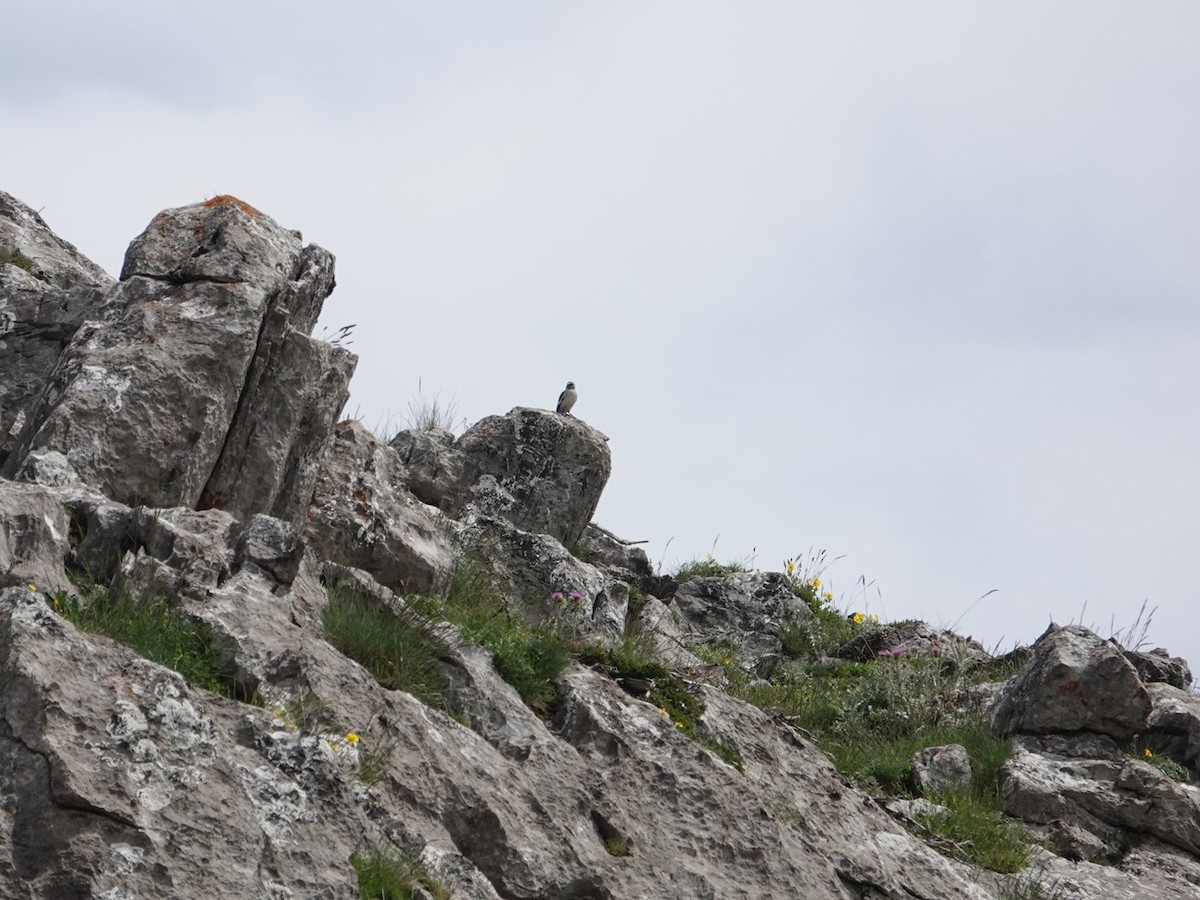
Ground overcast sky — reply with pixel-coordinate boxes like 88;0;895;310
5;3;1198;671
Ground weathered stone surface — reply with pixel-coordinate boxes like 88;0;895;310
3;196;353;525
0;586;371;899
463;514;628;644
911;743;973;797
389;426;460;506
577;523;654;581
1126;647;1194;691
0;191;113;470
672;571;812;673
1000;733;1200;859
0;479;72;593
993;624;1153;741
306;419;456;596
440;407;610;549
1146;682;1200;771
832;620;989;665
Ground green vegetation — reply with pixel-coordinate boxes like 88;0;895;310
51;578;234;697
0;244;34;271
1139;748;1191;783
322;580;450;709
350;848;449;900
412;565;572;714
915;789;1031;873
603;835;630;857
673;553;749;582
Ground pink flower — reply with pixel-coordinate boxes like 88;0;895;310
551;591;565;602
877;649;890;658
891;648;905;657
569;591;584;602
930;646;942;656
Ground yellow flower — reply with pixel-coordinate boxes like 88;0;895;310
722;657;732;666
785;559;796;574
346;732;360;743
659;708;669;716
822;591;834;602
1144;748;1154;759
811;578;821;588
852;612;865;624
675;721;685;729
26;583;37;591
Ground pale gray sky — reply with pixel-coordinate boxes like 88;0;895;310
5;3;1199;670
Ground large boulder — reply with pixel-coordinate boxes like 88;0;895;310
0;190;113;469
1145;682;1200;771
305;419;456;596
992;624;1153;742
2;196;354;525
440;408;610;550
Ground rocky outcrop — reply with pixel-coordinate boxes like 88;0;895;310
992;624;1153;741
305;419;457;596
2;196;354;525
439;408;611;550
0;191;113;469
6;191;1200;900
672;571;812;673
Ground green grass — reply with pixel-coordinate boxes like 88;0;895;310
350;849;449;900
673;555;749;582
412;564;571;714
0;245;34;271
915;789;1031;873
322;581;449;709
52;579;232;697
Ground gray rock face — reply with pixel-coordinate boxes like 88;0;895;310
0;191;113;469
1000;733;1200;860
440;407;611;550
3;196;354;525
993;624;1153;742
0;479;72;593
1126;647;1194;691
306;419;457;596
461;514;629;644
911;743;974;796
9;193;1200;900
673;571;812;673
1146;682;1200;771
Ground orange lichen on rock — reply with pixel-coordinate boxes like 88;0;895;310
202;195;263;217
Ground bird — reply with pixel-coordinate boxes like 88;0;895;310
556;381;578;416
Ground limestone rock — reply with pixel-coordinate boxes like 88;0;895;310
0;191;113;469
672;571;812;673
911;743;974;797
992;623;1153;741
1000;733;1200;859
389;426;460;506
1126;647;1193;691
306;419;456;596
462;514;628;644
440;407;610;549
1146;682;1200;771
3;196;354;525
0;479;72;593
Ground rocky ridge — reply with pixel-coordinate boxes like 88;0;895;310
3;190;1200;899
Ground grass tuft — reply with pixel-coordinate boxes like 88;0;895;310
412;564;571;714
52;578;233;697
350;848;449;900
0;245;34;271
321;580;450;709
